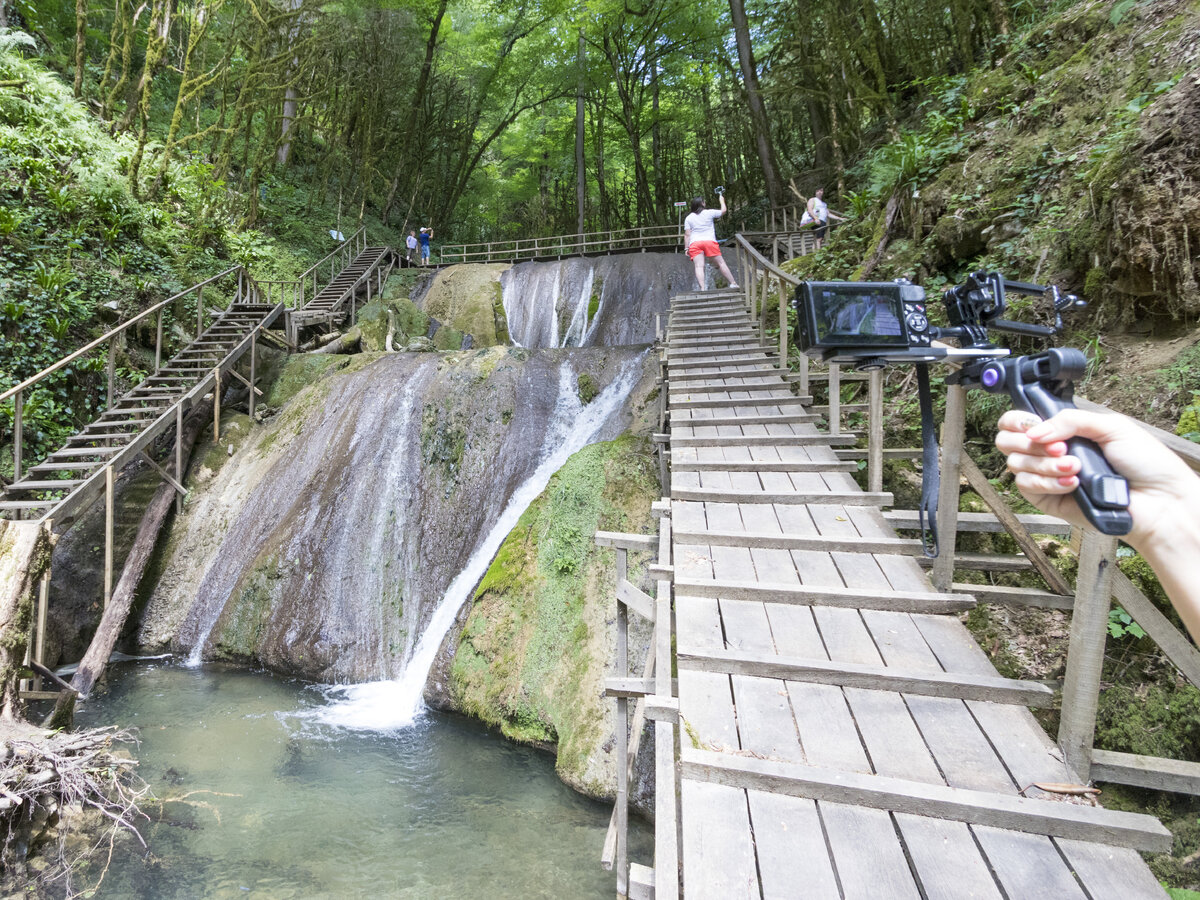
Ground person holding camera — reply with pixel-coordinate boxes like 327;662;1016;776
684;190;739;292
995;408;1200;640
800;188;846;249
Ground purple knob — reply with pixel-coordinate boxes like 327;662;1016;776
981;367;1002;388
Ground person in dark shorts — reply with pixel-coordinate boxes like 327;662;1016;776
799;188;846;248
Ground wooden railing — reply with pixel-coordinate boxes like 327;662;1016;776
731;233;886;490
255;226;369;310
1;265;253;484
596;516;678;900
924;381;1200;795
440;224;683;265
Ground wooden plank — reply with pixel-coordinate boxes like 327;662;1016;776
670;458;856;473
746;792;841;898
677;647;1053;706
617;579;657;621
669;396;807;410
916;552;1033;572
1056;837;1170;898
605;677;656;697
594;530;657;551
959;453;1073;596
819;802;923;899
884;509;1071;535
672;528;922;555
680;748;1173;852
950;582;1073;610
673;575;975;614
1090;749;1200;795
972;825;1089;899
894;813;1004;900
669;488;892;506
679;780;759;898
670;433;858;448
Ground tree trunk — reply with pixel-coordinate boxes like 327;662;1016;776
728;0;784;207
575;28;586;235
74;0;89;98
0;521;53;720
126;0;174;194
69;398;213;698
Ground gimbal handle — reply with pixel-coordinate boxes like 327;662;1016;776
964;349;1133;536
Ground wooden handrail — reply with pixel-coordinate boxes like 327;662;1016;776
733;234;800;287
297;226;367;284
0;265;245;405
441;223;684;263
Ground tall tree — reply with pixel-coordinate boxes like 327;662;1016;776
728;0;783;207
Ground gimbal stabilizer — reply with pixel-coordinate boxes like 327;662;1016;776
938;272;1132;537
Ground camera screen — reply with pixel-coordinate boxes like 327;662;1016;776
812;286;906;346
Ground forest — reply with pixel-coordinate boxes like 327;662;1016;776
3;0;1200;893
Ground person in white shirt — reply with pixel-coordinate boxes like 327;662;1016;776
406;230;418;263
799;187;846;248
683;193;739;291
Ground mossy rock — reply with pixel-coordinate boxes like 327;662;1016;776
447;433;659;793
418;264;511;347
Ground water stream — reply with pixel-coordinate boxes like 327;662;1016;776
75;662;649;898
311;355;645;728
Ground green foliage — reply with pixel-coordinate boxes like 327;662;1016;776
1107;606;1147;640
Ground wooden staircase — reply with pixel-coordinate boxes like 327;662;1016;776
286;245;396;344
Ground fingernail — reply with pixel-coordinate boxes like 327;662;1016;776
1056;459;1074;473
1057;475;1077;487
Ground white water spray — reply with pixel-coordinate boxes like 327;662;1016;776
305;355;645;731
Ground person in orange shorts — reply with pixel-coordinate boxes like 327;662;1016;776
684;192;739;292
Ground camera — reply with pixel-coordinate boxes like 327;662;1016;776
791;272;1131;540
714;185;725;196
793;280;935;366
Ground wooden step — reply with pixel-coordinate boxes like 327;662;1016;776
6;479;84;492
669;487;892;506
916;553;1032;572
883;509;1071;536
670;412;820;427
672;527;922;554
27;462;102;473
676;646;1053;707
668;433;858;448
672;575;974;614
670;395;808;409
50;447;123;457
679;748;1171;853
669;458;856;474
0;500;53;511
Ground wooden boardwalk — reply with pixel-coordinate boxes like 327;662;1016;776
660;289;1169;899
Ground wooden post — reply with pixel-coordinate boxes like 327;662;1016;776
106;335;116;410
930;384;967;590
32;564;48;692
868;369;884;493
104;465;114;608
196;285;204;337
248;332;258;420
778;277;788;370
615;546;629;898
828;364;841;435
175;404;183;514
1059;531;1119;780
13;390;22;483
155;309;163;373
798;353;810;399
212;368;221;442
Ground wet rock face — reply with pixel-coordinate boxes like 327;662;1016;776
500;253;694;348
139;347;645;683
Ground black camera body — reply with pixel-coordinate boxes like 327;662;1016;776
789;272;1132;539
793;280;937;365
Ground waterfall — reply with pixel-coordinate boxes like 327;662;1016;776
500;253;694;348
304;353;645;731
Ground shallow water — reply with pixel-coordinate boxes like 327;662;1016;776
75;662;646;899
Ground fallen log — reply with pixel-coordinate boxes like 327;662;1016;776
311;326;361;355
65;398;214;702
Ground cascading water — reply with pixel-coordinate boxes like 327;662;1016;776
304;353;645;730
500;253;695;348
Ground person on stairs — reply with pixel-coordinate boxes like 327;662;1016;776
799;187;846;249
419;226;433;266
684;192;739;292
406;230;418;263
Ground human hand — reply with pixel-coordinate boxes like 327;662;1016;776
995;408;1200;552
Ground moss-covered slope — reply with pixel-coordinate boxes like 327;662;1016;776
445;434;658;798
